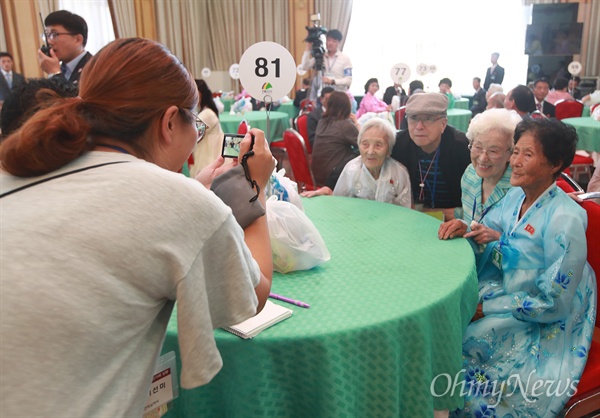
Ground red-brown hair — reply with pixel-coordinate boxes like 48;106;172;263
0;38;198;177
322;91;351;120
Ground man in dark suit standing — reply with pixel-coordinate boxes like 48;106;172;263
37;10;92;87
532;78;556;118
470;77;487;116
0;52;25;102
483;52;504;91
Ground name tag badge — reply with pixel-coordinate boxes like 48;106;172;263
492;247;502;270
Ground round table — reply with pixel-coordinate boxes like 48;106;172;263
562;117;600;152
161;196;479;418
447;108;472;133
219;111;290;142
453;98;470;110
278;101;299;121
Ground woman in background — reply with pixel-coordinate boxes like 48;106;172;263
356;78;390;118
191;79;227;176
311;91;360;187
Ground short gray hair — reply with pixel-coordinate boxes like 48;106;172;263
358;118;396;153
466;108;522;150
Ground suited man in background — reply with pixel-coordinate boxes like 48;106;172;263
37;10;92;87
483;52;504;90
0;52;25;102
532;78;556;118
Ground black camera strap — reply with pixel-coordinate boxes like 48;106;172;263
0;161;129;198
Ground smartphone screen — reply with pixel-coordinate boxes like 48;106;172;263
221;134;245;158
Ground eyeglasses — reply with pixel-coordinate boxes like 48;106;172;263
181;109;208;143
41;32;77;41
407;115;445;126
468;143;508;160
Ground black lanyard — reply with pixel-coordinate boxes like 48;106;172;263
0;161;129;198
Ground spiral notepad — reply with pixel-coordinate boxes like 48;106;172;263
223;300;293;339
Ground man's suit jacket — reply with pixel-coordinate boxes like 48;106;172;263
52;52;93;87
540;100;556;118
484;65;505;90
0;72;25;101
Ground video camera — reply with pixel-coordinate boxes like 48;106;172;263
304;13;327;71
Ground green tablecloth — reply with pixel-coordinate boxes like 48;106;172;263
582;105;590;117
278;101;299;121
220;98;234;112
454;98;470;110
562;117;600;152
447;108;472;133
161;196;479;417
219;111;290;142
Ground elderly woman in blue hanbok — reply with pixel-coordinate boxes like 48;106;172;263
301;118;411;207
450;118;597;417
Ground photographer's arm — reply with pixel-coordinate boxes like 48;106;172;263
300;43;316;71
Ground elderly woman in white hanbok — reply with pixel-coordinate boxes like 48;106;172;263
301;118;411;207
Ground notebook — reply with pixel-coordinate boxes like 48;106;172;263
222;300;293;339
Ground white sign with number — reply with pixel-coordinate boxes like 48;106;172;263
428;64;438;74
568;61;582;75
201;67;211;78
238;42;296;102
229;63;240;80
416;63;428;76
390;63;411;84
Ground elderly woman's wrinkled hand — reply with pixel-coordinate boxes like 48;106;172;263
301;187;333;198
464;221;501;244
438;219;468;240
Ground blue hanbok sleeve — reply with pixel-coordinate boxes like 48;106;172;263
484;205;589;323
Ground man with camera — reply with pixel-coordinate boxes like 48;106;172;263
37;10;93;87
300;29;353;100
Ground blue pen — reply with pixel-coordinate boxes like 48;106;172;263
269;293;310;309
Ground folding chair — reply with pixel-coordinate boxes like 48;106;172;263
293;113;311;154
282;129;316;192
554;99;584;120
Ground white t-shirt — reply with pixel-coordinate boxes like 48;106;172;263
333;156;412;207
0;152;260;417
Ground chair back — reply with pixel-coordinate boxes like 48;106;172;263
299;98;314;115
554;99;584;120
238;120;250;135
591;103;600;115
294;113;311;154
394;106;406;129
283;129;316;191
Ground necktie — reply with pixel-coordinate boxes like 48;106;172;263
60;63;68;77
6;72;12;89
537;102;542;112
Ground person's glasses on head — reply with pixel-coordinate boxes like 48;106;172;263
468;142;507;160
41;32;77;41
407;114;444;126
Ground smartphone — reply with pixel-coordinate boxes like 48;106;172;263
221;134;245;158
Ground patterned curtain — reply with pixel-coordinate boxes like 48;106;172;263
108;0;137;38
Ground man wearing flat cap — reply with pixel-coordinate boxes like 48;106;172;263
391;92;470;220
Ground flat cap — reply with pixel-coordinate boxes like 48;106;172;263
406;92;448;116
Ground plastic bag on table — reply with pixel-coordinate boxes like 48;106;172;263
265;168;303;210
266;196;330;273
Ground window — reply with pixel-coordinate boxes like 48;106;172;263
59;0;115;55
344;0;529;97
